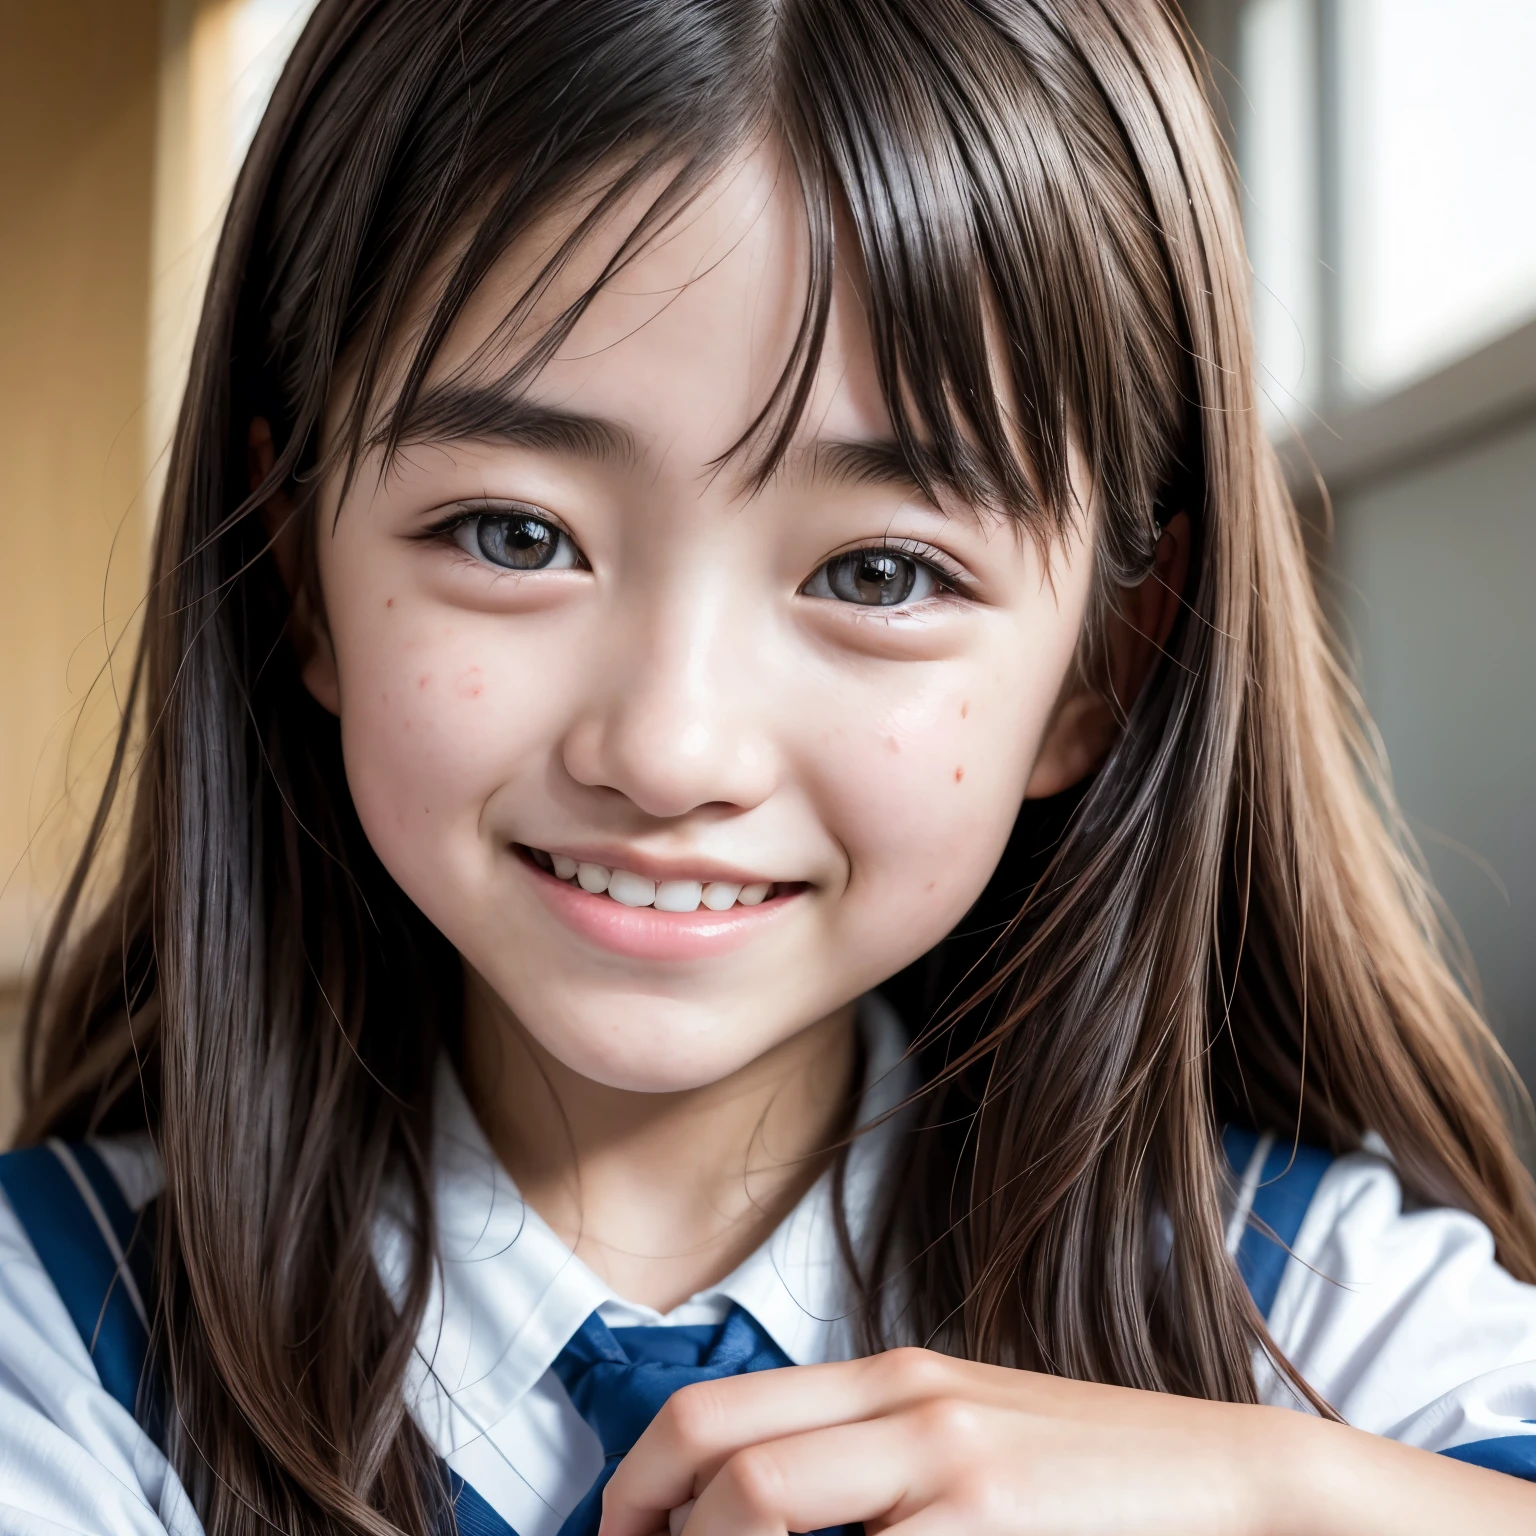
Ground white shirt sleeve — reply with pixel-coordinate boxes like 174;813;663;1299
1259;1149;1536;1466
0;1189;200;1536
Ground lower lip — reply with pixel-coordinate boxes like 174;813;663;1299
519;853;802;961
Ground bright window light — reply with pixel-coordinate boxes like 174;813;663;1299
1336;0;1536;393
1239;0;1322;428
1238;0;1536;411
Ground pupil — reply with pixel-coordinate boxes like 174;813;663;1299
479;514;556;569
834;549;914;605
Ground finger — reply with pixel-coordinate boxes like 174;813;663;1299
601;1349;959;1536
872;1504;1016;1536
678;1411;942;1536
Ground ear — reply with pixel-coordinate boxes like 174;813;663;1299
249;417;341;716
1024;511;1192;799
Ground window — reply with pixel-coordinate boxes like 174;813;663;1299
1236;0;1536;420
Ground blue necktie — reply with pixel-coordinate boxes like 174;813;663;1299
552;1305;856;1536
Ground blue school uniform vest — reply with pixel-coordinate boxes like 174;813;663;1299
1220;1127;1536;1481
0;1139;850;1536
2;1128;1529;1528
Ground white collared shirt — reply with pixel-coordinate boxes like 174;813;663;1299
394;993;916;1536
3;993;1536;1534
0;994;914;1536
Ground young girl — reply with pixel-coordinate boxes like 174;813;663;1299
4;1;1536;1532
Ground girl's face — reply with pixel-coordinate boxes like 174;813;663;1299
306;151;1097;1092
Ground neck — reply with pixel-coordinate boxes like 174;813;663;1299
460;973;861;1312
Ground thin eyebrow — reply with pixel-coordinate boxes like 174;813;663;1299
388;382;640;466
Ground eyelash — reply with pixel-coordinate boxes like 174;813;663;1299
805;538;974;613
420;503;586;563
420;507;973;605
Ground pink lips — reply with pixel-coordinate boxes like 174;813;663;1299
522;852;800;961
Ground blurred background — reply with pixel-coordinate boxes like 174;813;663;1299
0;0;1532;1138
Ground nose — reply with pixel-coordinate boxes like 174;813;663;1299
560;585;779;820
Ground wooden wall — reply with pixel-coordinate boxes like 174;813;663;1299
0;0;163;1134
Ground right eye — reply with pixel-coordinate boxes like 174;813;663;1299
451;506;585;571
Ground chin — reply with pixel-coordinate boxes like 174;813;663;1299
516;989;788;1094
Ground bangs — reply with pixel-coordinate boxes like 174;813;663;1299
259;0;1189;567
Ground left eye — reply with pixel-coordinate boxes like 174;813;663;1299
802;547;941;607
451;508;583;571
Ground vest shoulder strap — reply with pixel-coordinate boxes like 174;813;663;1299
5;1127;1337;1393
1222;1126;1335;1319
0;1141;517;1533
0;1139;156;1423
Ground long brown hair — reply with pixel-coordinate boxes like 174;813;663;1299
19;0;1536;1530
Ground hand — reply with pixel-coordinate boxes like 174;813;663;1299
597;1347;1273;1536
595;1347;1536;1536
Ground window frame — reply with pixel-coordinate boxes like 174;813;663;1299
1189;0;1536;499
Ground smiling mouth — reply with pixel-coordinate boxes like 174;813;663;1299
516;845;779;913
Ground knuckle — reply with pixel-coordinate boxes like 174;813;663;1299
661;1379;729;1453
721;1445;787;1516
878;1344;951;1397
914;1394;986;1446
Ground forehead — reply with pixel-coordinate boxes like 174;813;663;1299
420;144;893;480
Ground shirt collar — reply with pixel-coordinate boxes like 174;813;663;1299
404;993;915;1437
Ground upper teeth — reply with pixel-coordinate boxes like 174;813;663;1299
533;849;771;912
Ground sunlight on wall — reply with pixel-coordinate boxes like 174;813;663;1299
1;0;316;983
147;0;318;516
0;0;316;1139
0;0;162;1133
0;3;160;988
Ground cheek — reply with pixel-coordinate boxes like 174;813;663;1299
328;597;562;886
817;650;1056;934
